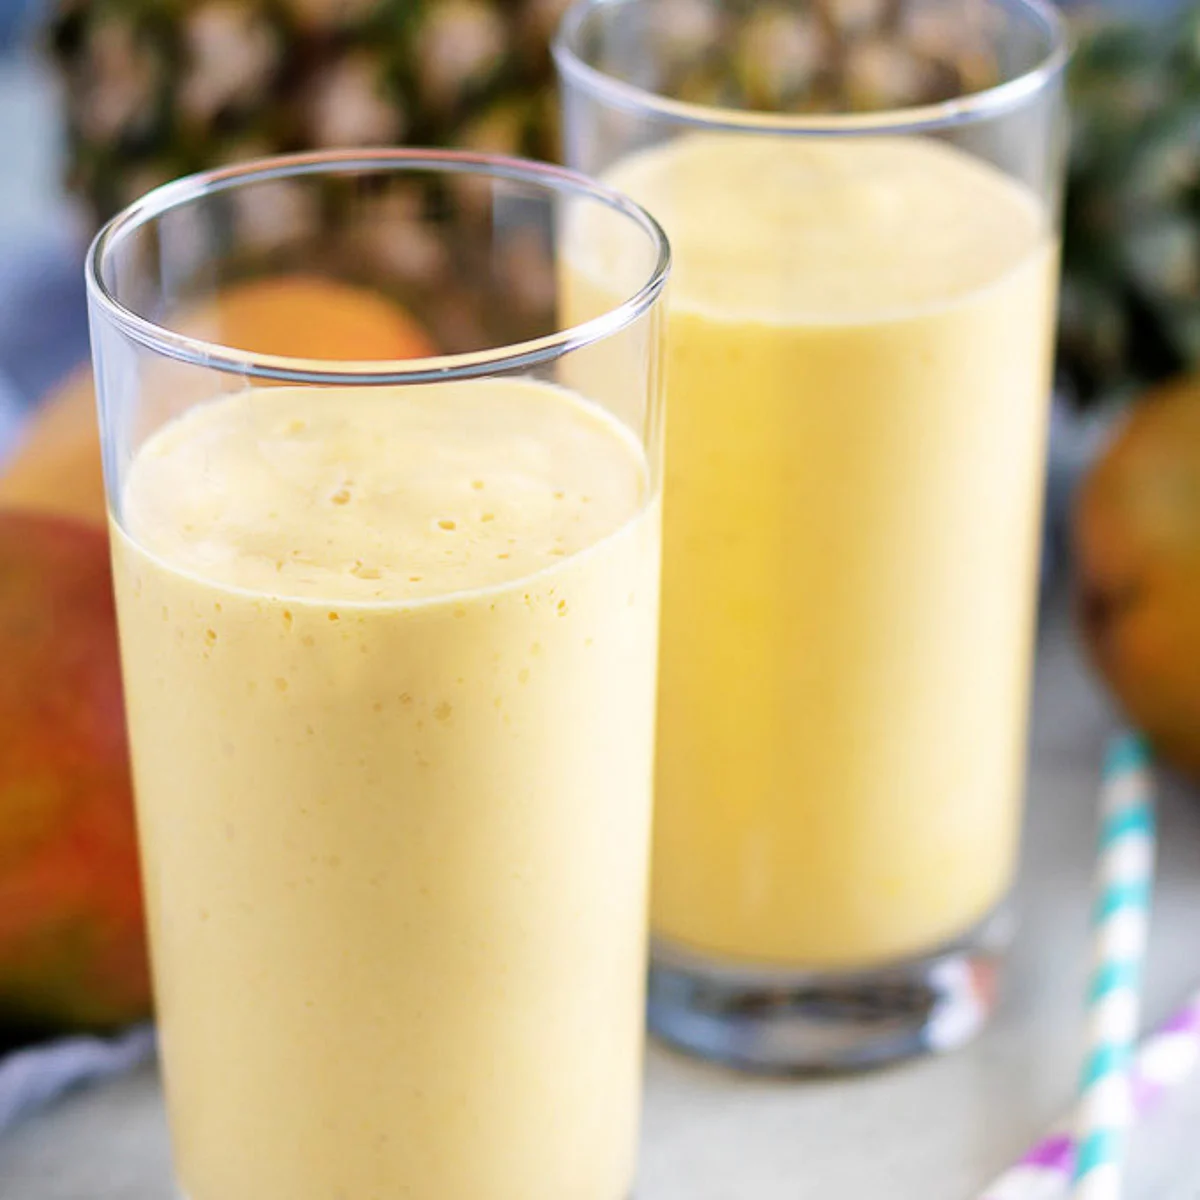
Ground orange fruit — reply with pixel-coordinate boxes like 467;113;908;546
1074;375;1200;779
0;275;435;526
176;274;435;362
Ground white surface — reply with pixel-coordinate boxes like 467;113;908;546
1;599;1199;1198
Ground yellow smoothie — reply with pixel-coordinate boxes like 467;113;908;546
571;134;1058;969
110;379;660;1200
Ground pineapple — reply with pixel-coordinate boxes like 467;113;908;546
71;1;1198;404
49;0;1002;227
49;0;573;223
44;0;1010;357
1060;4;1200;407
655;0;1000;114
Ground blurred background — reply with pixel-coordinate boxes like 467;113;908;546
0;0;1191;419
0;0;1194;446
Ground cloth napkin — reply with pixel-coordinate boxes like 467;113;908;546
0;1026;157;1136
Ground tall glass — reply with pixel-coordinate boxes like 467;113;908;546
86;151;668;1200
556;0;1067;1071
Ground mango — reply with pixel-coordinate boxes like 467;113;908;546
1074;376;1200;779
0;512;149;1031
0;274;436;527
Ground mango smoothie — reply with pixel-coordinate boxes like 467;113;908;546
572;134;1058;970
110;378;660;1200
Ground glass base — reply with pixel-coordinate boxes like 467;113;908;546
647;906;1013;1074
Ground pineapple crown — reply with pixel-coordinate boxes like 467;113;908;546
1061;3;1200;406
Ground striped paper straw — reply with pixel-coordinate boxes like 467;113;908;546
977;988;1200;1199
1071;732;1156;1200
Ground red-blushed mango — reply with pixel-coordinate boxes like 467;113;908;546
0;511;149;1030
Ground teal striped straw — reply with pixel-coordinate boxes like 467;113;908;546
1071;732;1156;1200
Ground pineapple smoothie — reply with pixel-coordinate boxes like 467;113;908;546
570;134;1058;969
110;378;660;1200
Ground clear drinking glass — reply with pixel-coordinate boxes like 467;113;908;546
556;0;1068;1071
86;151;669;1200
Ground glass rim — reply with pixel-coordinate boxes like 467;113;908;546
553;0;1069;136
85;148;672;386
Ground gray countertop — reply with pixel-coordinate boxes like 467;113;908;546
2;598;1200;1199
